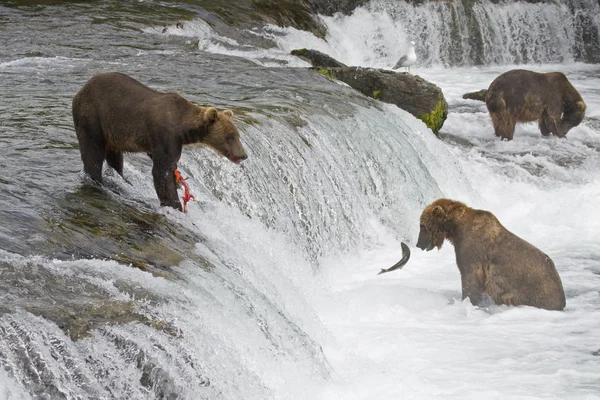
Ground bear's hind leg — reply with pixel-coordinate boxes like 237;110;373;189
75;122;106;184
106;149;124;176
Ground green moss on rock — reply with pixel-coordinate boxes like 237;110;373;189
372;89;382;100
317;69;336;79
26;300;180;341
291;48;309;57
417;99;448;135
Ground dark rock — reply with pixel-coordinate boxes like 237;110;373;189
251;0;327;38
291;48;347;68
290;48;448;134
305;0;369;15
462;89;488;102
192;0;367;41
317;67;448;134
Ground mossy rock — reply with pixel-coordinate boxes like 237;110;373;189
316;67;449;135
27;300;180;341
316;68;336;79
462;89;488;102
417;99;448;136
291;49;347;68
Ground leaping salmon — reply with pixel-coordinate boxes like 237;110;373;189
377;242;411;275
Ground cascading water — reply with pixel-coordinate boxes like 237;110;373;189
252;0;600;67
2;1;600;399
183;104;467;261
0;13;469;393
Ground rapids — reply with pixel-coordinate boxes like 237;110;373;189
1;1;599;399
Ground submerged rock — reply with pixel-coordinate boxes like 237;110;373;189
462;89;488;102
26;299;180;341
0;256;181;341
38;185;211;279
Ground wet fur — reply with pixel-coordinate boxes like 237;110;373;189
417;199;566;310
72;72;246;211
485;69;586;140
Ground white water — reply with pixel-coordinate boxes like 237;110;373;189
174;0;600;67
155;7;600;399
3;5;600;400
116;67;600;398
312;65;600;399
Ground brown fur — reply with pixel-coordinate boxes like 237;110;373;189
485;69;586;140
72;72;247;211
416;199;566;310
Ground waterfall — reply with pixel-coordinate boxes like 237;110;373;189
273;0;600;67
0;77;471;398
368;0;600;66
2;1;599;398
179;101;469;262
401;0;599;65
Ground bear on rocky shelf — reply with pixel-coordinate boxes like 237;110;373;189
485;69;586;140
416;198;566;311
72;72;247;211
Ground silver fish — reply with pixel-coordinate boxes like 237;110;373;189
377;242;411;275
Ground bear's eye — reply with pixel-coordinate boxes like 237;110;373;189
227;135;235;144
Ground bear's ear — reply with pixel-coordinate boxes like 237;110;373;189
223;109;234;118
205;107;218;123
432;205;446;218
576;101;586;111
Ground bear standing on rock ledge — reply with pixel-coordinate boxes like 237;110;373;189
417;199;566;311
72;72;247;211
485;69;586;140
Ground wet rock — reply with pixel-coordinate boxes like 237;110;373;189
188;0;368;42
462;89;488;102
291;49;448;134
250;0;327;38
306;0;369;15
291;49;347;68
316;66;448;134
38;185;210;279
26;300;180;341
0;257;181;341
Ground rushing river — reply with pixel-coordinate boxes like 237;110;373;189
1;1;599;399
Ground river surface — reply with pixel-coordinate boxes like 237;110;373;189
1;1;599;399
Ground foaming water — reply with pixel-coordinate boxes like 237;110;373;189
0;50;473;397
312;64;600;399
2;2;600;398
175;0;600;67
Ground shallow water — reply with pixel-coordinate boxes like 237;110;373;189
1;1;599;399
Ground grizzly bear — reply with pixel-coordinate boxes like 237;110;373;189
416;199;566;311
72;72;247;211
485;69;586;140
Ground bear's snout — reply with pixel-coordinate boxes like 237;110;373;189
227;152;248;164
416;230;434;251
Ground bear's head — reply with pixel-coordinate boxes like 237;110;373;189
559;100;586;136
201;107;247;164
417;199;464;251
